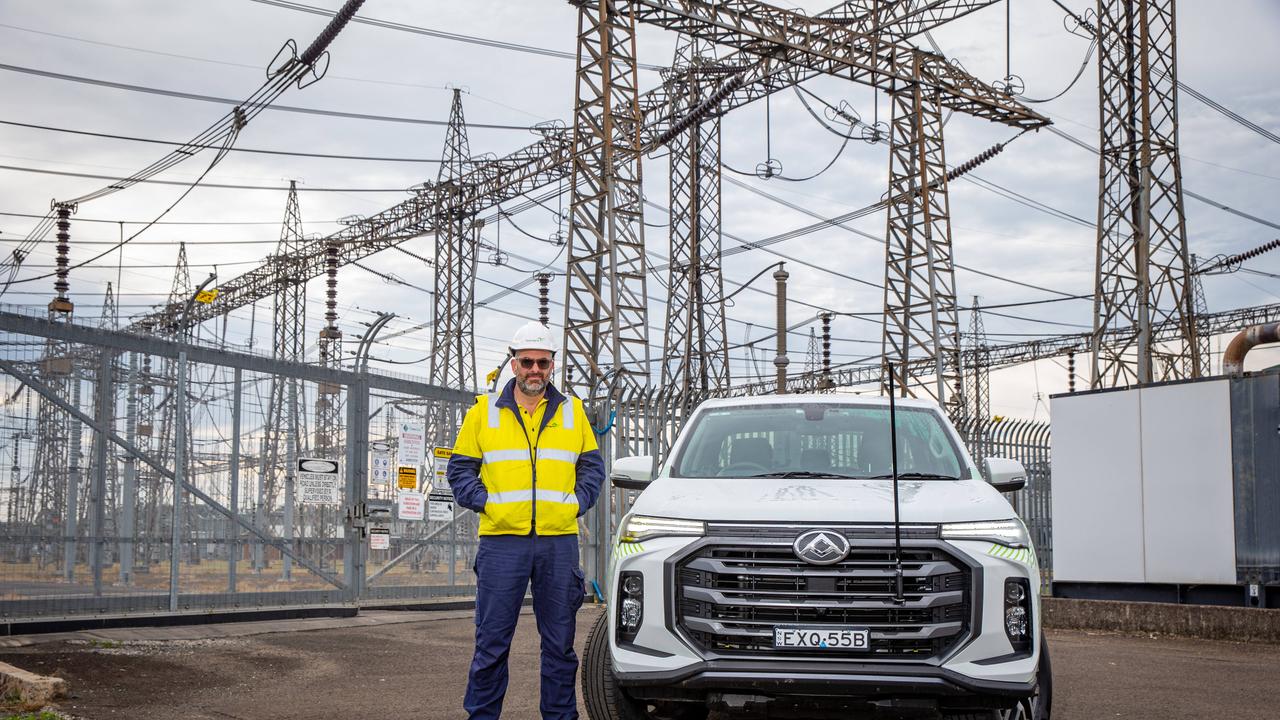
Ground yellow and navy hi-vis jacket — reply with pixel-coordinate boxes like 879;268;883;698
446;379;605;536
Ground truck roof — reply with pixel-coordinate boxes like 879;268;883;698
697;393;942;411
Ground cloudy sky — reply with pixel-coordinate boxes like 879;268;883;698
1;0;1277;420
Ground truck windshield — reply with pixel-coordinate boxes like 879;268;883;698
669;403;968;480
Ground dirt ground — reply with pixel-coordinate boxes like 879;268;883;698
2;606;1278;719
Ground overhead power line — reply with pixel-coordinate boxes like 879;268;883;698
245;0;668;72
0;62;537;130
0;119;443;163
0;163;414;192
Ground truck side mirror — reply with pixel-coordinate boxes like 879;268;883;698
610;455;654;490
983;457;1027;493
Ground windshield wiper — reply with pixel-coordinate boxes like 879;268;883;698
865;472;960;480
750;470;862;479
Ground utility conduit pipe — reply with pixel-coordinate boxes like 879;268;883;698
1223;322;1280;374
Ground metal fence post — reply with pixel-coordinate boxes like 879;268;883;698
120;351;138;585
228;367;242;593
63;377;82;583
170;350;187;612
90;350;112;596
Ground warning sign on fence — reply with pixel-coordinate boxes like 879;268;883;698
428;489;455;522
297;457;340;505
397;465;418;490
398;422;426;467
369;527;390;550
397;491;425;521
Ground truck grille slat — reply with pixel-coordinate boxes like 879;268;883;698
676;542;972;660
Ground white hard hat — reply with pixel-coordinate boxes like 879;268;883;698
509;321;558;355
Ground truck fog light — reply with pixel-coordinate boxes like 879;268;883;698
617;571;644;642
620;597;642;630
1005;582;1027;604
623;575;643;596
1005;605;1028;638
1003;578;1032;654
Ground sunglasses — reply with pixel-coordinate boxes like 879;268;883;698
516;357;552;370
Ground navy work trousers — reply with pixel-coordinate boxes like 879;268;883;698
465;533;585;720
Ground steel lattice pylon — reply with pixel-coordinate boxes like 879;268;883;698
964;296;990;466
1091;0;1198;387
881;60;961;416
564;0;652;395
315;239;343;459
430;89;478;444
661;34;729;394
258;185;306;576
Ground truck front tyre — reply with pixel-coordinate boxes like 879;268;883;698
582;611;707;720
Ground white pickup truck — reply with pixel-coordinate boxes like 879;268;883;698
582;394;1050;720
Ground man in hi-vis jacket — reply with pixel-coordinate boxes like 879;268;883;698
447;321;605;720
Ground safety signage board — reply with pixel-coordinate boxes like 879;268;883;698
371;452;392;486
432;446;452;485
428;489;455;522
398;422;426;467
369;527;390;550
397;491;425;521
397;465;418;491
297;457;340;505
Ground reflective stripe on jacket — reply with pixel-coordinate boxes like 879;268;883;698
446;379;604;536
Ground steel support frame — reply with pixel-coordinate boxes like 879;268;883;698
662;35;729;394
430;89;479;443
1091;0;1197;387
564;0;652;394
881;60;961;415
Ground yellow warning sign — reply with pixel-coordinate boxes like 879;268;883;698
195;288;220;304
433;447;453;459
397;466;418;490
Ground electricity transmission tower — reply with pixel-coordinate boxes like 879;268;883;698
429;89;479;444
1091;0;1198;387
661;33;730;395
565;0;653;396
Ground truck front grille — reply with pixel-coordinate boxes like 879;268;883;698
675;543;972;660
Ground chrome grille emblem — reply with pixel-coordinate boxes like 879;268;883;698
793;530;851;565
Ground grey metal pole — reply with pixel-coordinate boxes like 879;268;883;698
228;367;242;593
63;377;82;583
1137;164;1153;384
120;351;138;585
773;264;790;394
90;350;112;596
283;375;296;582
343;380;358;597
170;350;187;612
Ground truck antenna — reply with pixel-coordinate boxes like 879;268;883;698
886;362;906;605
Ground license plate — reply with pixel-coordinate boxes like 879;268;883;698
773;626;870;650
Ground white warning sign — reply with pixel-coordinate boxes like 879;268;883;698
398;422;426;467
297;457;340;505
428;489;455;522
397;491;425;521
369;527;390;550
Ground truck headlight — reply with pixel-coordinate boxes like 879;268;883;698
941;519;1030;548
619;515;705;543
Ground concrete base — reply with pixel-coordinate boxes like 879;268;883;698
1044;597;1280;643
0;660;68;708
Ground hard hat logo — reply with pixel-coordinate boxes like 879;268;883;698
509;321;558;355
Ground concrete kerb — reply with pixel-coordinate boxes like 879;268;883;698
0;660;68;709
1044;597;1280;644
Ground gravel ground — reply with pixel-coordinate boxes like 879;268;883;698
1;606;1278;719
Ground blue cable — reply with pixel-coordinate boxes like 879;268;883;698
592;409;616;435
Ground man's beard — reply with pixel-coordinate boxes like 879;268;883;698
517;375;547;395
